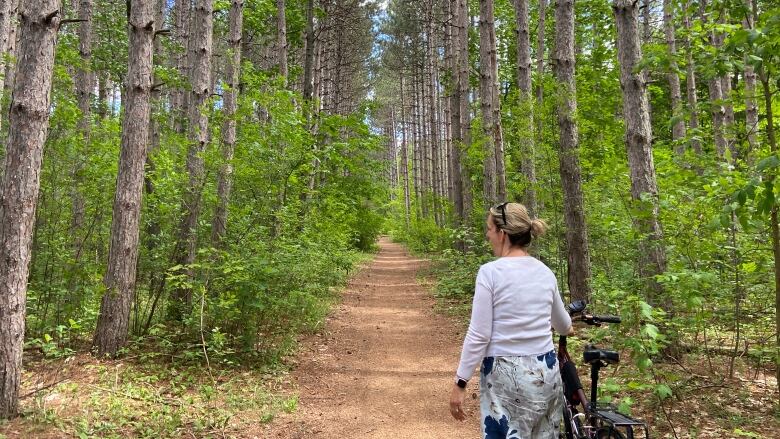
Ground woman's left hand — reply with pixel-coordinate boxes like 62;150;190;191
449;384;467;421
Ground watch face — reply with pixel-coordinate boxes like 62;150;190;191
457;379;467;388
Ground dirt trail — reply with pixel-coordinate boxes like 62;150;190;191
263;237;481;438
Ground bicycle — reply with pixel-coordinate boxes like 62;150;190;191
558;300;649;439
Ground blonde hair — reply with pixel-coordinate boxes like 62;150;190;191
488;202;547;247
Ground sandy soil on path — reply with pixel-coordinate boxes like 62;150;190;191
261;237;481;438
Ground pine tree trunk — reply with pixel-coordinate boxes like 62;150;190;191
417;61;429;218
447;0;465;224
93;0;155;357
663;0;686;150
212;0;242;246
70;0;92;256
682;0;701;154
303;0;314;102
0;0;61;417
426;13;440;223
479;0;499;206
400;73;411;226
535;0;546;214
411;67;421;217
458;0;472;219
554;0;591;303
514;0;537;216
276;0;287;81
171;0;213;316
171;0;190;131
699;0;727;158
718;10;736;159
0;0;18;131
613;0;667;303
742;0;758;154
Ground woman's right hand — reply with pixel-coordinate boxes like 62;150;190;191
449;384;467;421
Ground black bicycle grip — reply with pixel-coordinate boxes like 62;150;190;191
594;315;621;323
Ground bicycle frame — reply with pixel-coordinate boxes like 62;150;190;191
557;333;649;439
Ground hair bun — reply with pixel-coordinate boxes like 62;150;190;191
530;218;548;236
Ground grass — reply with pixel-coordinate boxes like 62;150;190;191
0;351;300;438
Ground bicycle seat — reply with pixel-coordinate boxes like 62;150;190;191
583;347;619;364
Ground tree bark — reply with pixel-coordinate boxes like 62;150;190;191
400;73;411;226
554;0;591;303
613;0;667;302
171;0;213;316
535;0;546;214
70;0;92;256
682;0;701;154
699;0;727;159
93;0;155;357
514;0;537;217
447;0;465;225
458;0;472;219
303;0;314;102
0;0;61;417
277;0;287;81
425;12;440;223
479;0;500;206
0;0;19;131
171;0;190;132
663;0;686;151
212;0;243;246
742;0;758;154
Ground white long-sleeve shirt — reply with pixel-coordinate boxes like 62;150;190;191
456;256;572;382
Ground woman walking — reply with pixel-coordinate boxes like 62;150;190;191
449;202;573;438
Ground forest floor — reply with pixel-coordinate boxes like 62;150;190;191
0;237;777;438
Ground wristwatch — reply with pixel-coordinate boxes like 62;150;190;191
456;378;468;389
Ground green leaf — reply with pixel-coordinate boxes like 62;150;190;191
642;323;659;340
654;384;673;400
756;155;780;172
640;301;653;320
637;357;653;371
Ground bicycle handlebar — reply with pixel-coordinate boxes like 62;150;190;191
592;315;621;324
566;301;621;325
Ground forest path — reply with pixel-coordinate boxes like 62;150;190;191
261;237;481;438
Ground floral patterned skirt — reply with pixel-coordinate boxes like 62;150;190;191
479;351;563;439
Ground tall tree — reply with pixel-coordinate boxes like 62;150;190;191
613;0;667;302
70;0;93;259
457;0;472;218
514;0;538;216
700;0;728;158
742;0;758;153
554;0;591;302
212;0;243;246
535;0;546;214
400;74;411;226
0;0;61;417
479;0;502;205
171;0;190;131
0;0;18;130
663;0;686;149
446;0;465;225
682;0;701;153
277;0;287;80
303;0;314;103
93;0;156;357
171;0;213;316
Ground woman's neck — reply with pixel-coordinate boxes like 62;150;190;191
501;246;529;257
